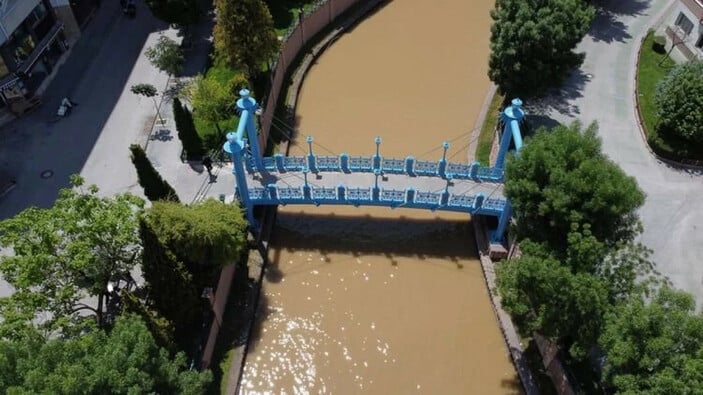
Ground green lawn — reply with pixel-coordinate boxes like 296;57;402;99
264;0;318;36
476;93;504;165
634;31;703;160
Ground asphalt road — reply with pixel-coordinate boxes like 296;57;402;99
530;0;703;303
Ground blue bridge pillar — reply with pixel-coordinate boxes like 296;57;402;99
494;98;524;170
236;89;264;171
224;131;256;226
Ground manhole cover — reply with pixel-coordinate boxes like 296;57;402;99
40;170;54;179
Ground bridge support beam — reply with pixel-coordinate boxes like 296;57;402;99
274;153;285;172
494;98;525;169
236;89;264;171
491;201;512;244
405;188;416;204
340;153;350;173
405;156;415;175
306;136;317;173
373;137;382;171
224;132;256;227
438;141;450;178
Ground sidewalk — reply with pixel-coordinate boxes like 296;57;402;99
141;4;235;203
528;0;703;303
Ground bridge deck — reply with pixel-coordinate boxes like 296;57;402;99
240;168;506;215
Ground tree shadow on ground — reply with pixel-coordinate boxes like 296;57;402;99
587;0;649;44
207;259;270;394
526;68;590;118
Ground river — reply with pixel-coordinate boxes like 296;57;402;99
239;0;520;393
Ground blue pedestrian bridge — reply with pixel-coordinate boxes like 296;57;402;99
224;90;525;244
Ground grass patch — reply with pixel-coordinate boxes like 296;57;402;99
476;92;504;165
637;31;674;144
635;31;703;161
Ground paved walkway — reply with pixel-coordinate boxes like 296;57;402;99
0;2;232;293
530;0;703;302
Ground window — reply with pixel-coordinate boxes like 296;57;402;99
675;12;694;36
25;3;48;27
697;34;703;49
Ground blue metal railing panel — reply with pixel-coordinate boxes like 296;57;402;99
347;187;371;201
448;195;476;208
415;191;440;204
477;166;504;181
248;187;267;200
447;163;471;178
349;156;372;172
380;189;405;203
316;156;340;171
262;157;276;171
312;186;337;200
414;160;438;176
278;187;304;200
381;158;405;174
283;156;307;171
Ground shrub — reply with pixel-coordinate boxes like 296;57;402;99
652;35;666;54
655;61;703;143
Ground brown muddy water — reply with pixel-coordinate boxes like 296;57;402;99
239;0;519;393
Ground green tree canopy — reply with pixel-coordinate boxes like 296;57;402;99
213;0;279;75
488;0;594;97
185;75;234;133
655;61;703;143
0;176;144;334
504;121;645;254
140;200;247;349
145;35;185;77
129;144;180;203
0;315;211;394
144;0;199;26
599;287;703;393
146;199;248;270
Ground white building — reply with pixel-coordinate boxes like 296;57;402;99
664;0;703;61
0;0;98;115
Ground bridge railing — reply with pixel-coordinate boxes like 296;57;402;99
249;184;506;216
259;153;504;182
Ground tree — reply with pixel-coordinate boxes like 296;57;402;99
140;199;247;350
213;0;279;75
146;199;248;283
131;83;164;125
139;219;201;350
488;0;594;97
0;175;144;333
504;121;645;254
129;144;180;203
0;315;212;394
655;61;703;143
144;0;199;27
145;35;184;78
173;97;205;160
185;75;234;134
599;287;703;393
497;241;611;358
